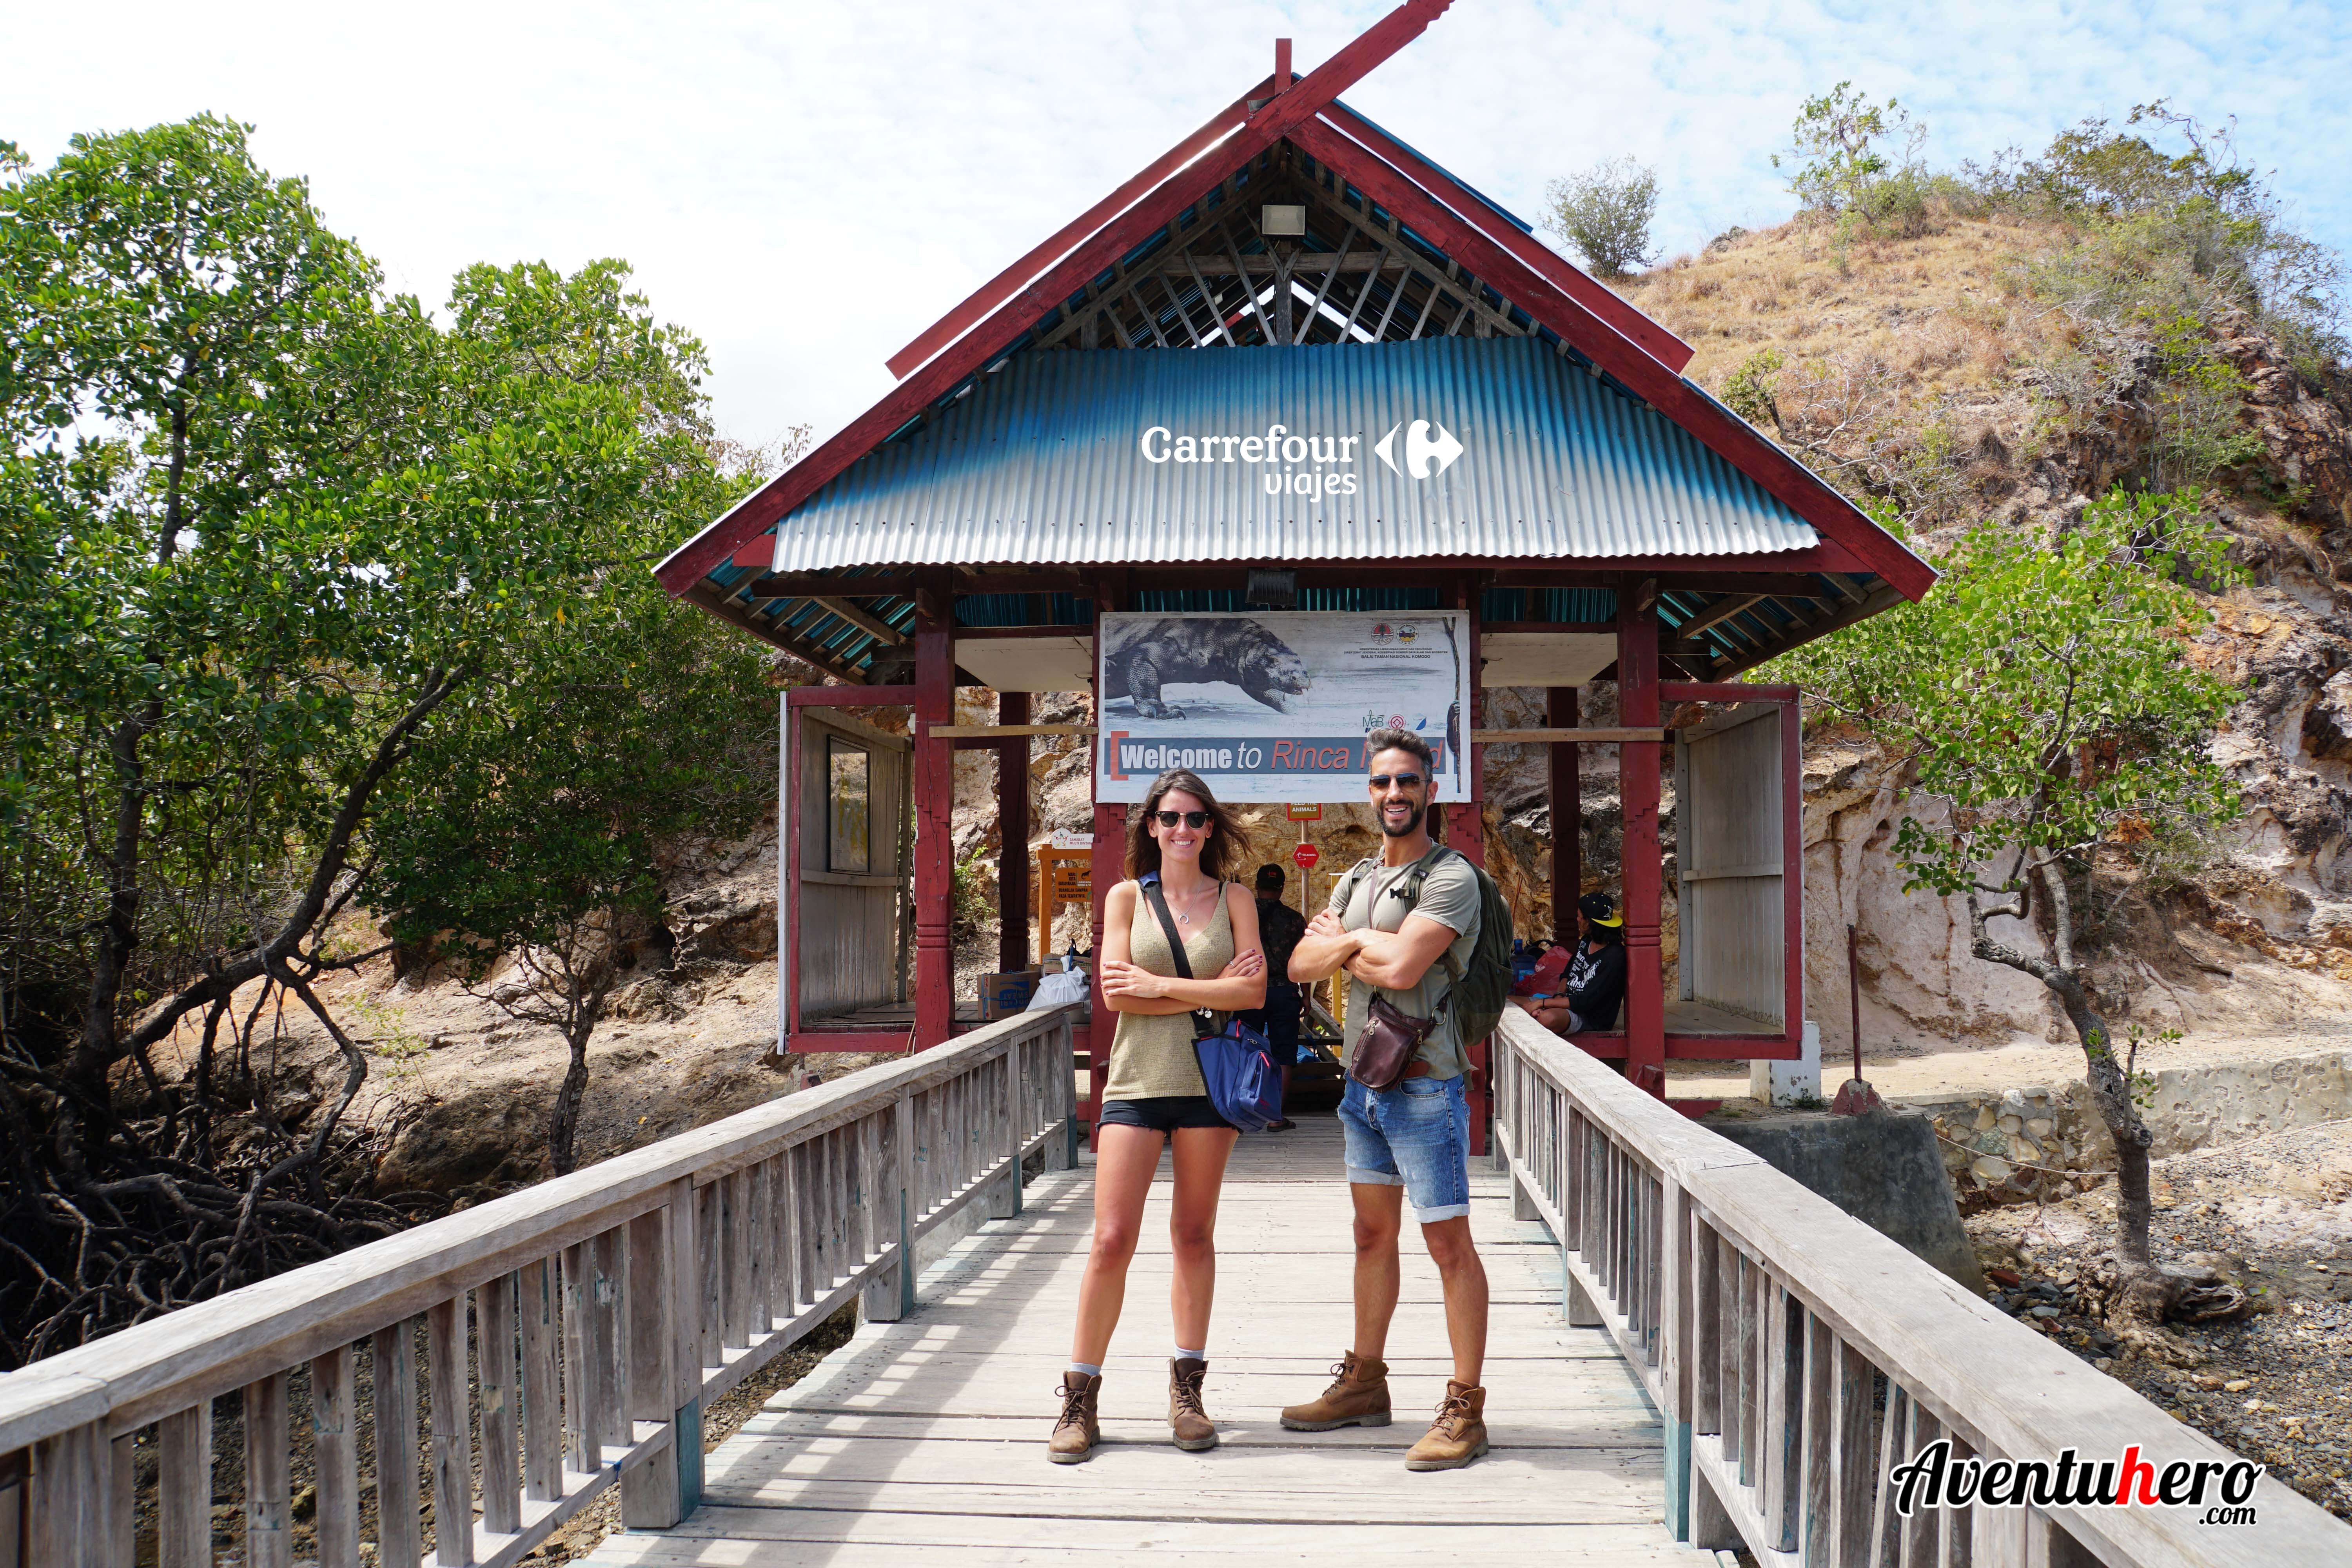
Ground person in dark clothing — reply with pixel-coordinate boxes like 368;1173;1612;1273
1520;891;1627;1034
1238;863;1308;1130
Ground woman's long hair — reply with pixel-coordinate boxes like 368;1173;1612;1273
1125;768;1252;884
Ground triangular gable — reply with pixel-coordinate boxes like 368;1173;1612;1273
656;0;1932;604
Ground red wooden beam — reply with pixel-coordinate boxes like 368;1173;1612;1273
883;74;1275;381
658;2;1458;595
1665;1035;1803;1061
1320;102;1695;375
1287;116;1936;603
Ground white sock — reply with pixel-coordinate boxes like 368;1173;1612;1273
1175;1347;1205;1363
1068;1361;1102;1379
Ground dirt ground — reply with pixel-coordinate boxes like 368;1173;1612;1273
1965;1119;2352;1519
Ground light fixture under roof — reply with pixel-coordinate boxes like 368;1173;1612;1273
1260;204;1306;238
1245;568;1298;608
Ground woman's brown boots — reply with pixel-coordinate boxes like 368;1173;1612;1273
1048;1370;1102;1463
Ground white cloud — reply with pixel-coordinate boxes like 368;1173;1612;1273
6;0;2346;461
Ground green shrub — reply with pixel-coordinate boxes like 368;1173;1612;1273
1541;156;1660;279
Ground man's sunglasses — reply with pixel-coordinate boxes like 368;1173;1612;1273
1368;772;1425;790
1153;809;1211;828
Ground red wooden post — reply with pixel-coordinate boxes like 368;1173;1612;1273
1086;578;1125;1142
1618;588;1667;1097
913;570;956;1049
998;690;1032;973
783;701;802;1047
1549;686;1580;948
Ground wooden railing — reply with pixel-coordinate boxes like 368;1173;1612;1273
1490;1009;2349;1567
0;1005;1079;1567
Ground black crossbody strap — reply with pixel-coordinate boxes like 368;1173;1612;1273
1139;876;1195;980
1140;875;1218;1041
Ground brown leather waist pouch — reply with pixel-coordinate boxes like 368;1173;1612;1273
1348;995;1436;1092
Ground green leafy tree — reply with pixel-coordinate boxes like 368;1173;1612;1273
1540;156;1660;279
0;122;752;1357
1769;489;2246;1333
1774;83;1929;233
369;263;774;1176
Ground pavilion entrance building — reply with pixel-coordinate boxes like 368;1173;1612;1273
656;0;1933;1138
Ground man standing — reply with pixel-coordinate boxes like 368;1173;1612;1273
1237;863;1308;1131
1281;729;1489;1471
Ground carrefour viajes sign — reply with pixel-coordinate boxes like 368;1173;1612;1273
1139;419;1464;501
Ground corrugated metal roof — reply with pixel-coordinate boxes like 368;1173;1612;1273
768;337;1817;572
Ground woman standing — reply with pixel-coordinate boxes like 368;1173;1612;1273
1050;769;1264;1463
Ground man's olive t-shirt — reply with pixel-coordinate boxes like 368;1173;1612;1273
1328;849;1482;1081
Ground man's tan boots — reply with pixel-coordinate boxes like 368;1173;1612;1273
1279;1352;1392;1430
1049;1371;1101;1464
1169;1357;1217;1450
1404;1380;1488;1470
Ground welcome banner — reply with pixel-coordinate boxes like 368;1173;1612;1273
1093;610;1472;804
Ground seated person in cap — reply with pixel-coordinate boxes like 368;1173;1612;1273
1517;892;1627;1034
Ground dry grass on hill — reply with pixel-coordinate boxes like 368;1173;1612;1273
1620;215;2057;392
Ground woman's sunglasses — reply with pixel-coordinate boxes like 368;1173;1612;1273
1153;809;1211;829
1368;772;1425;790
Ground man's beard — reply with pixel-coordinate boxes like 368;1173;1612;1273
1379;800;1427;838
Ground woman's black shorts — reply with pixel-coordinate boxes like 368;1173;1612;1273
1097;1096;1236;1133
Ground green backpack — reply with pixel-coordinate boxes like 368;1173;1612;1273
1332;845;1517;1047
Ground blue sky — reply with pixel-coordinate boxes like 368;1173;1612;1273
5;0;2345;456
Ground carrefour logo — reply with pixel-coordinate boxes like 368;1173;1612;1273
1136;417;1465;497
1374;419;1464;478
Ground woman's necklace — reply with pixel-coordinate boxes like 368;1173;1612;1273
1165;878;1216;925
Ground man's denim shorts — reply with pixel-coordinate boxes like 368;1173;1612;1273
1338;1074;1472;1223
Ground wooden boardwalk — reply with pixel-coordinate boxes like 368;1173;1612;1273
583;1116;1715;1566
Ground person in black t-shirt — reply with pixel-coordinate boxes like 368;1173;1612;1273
1520;892;1627;1034
1237;863;1308;1130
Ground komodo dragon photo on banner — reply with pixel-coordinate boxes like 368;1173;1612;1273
1102;616;1314;719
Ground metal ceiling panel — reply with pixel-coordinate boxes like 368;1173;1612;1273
768;336;1817;572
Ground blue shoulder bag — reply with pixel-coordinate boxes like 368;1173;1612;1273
1139;875;1284;1133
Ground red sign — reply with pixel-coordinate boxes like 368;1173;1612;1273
1292;843;1321;870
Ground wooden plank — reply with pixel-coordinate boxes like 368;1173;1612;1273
477;1275;521;1537
621;1202;682;1532
157;1401;213;1568
811;596;906;645
518;1259;562;1503
109;1430;134;1568
426;1297;475;1566
592;1226;627;1456
372;1320;421;1568
1832;1337;1874;1568
30;1419;108;1568
562;1242;595;1474
312;1346;361;1568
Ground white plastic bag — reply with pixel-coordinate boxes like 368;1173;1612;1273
1025;966;1090;1011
